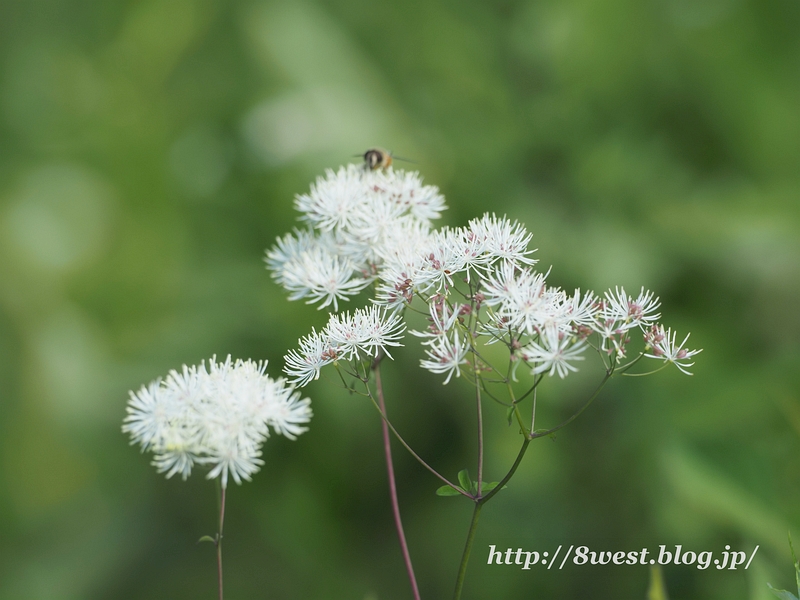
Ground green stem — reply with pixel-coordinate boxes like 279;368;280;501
217;486;226;600
452;437;532;600
530;371;612;439
452;502;482;600
450;369;612;598
476;380;484;497
479;437;531;505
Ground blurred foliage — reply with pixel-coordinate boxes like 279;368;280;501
0;0;798;598
767;535;799;600
648;565;669;600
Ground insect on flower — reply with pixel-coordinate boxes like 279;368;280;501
361;148;392;170
358;148;416;171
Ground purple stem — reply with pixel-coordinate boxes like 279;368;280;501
374;362;422;600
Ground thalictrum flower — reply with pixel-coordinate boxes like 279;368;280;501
419;330;470;384
123;356;312;488
270;161;700;386
602;286;661;330
520;326;587;379
644;325;702;375
284;306;406;385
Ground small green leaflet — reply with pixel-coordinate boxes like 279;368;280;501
458;469;472;491
435;468;507;497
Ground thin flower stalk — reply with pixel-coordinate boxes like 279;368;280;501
374;359;421;600
123;356;312;599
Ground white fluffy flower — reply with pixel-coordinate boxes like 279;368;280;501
566;289;600;329
602;287;661;330
413;228;472;293
644;325;702;375
267;232;369;310
295;166;369;232
419;330;470;384
410;297;461;345
326;305;406;360
373;221;436;308
283;328;337;387
268;165;447;310
483;263;571;335
520;326;587;378
343;196;408;258
468;214;537;267
123;356;312;488
372;168;447;223
265;228;322;275
284;306;406;385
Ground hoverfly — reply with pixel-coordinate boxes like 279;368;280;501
357;148;415;171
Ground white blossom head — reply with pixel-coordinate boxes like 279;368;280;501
267;164;446;311
644;325;702;375
284;306;406;385
520;326;587;379
123;355;312;488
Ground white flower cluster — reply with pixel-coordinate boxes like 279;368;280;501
269;163;701;385
123;356;312;488
267;165;446;310
284;305;406;385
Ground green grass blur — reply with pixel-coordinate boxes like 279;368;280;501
0;0;798;598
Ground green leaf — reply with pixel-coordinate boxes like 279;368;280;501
436;485;462;497
458;469;472;492
197;535;217;545
766;583;798;600
481;481;507;494
506;406;514;426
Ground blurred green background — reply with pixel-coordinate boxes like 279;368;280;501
0;0;798;598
